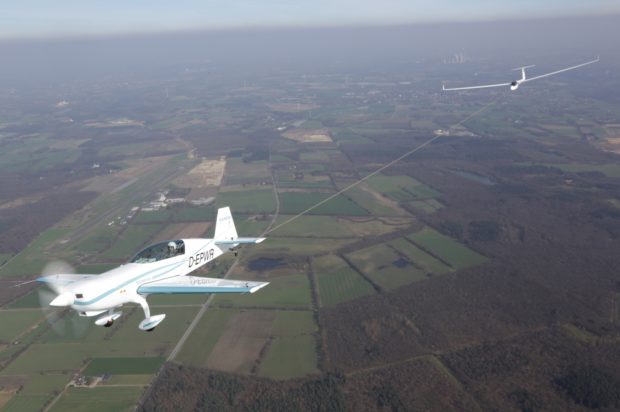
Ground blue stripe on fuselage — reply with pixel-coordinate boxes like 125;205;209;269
73;260;186;306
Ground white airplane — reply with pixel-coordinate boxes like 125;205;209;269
36;207;268;332
442;57;599;92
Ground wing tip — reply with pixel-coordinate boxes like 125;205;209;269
249;282;269;293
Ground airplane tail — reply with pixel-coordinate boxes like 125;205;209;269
512;65;535;81
214;207;238;241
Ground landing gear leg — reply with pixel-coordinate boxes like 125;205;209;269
134;295;166;332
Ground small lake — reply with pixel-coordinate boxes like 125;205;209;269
248;257;285;271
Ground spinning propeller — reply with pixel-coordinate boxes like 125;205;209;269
38;261;89;337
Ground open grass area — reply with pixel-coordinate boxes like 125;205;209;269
7;289;40;308
215;274;312;309
365;174;440;201
0;253;12;266
73;225;121;254
98;374;153;386
49;386;144;412
216;189;276;214
342;185;405;216
258;335;318;380
314;255;376;306
278;191;368;216
347;243;427;290
407;227;487;269
176;308;238;367
0;311;44;343
388;238;451;275
98;223;164;261
18;373;69;396
250;237;353;256
83;357;165;376
109;306;200;354
0;227;71;278
271;310;317;337
3;394;51;412
547;163;620;178
266;215;411;238
408;199;444;214
133;209;173;224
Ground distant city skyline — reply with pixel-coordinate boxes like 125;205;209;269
2;0;619;39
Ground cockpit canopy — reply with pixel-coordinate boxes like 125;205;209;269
130;240;185;264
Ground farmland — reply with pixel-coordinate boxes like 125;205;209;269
2;25;619;411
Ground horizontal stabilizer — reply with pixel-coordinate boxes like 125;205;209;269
138;275;269;294
215;237;265;245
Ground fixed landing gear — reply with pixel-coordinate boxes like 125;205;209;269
134;296;166;332
95;310;122;327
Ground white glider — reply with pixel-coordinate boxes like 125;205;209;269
37;207;268;332
442;57;599;92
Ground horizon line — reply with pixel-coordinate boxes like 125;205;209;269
1;12;618;44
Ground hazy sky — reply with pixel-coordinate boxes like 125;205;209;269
2;0;620;39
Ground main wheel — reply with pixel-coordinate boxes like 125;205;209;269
104;320;114;328
146;327;155;332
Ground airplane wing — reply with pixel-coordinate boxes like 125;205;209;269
442;82;511;91
522;58;599;83
137;276;269;294
215;237;265;246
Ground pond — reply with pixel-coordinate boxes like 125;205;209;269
248;257;285;271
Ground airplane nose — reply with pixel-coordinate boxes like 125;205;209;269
50;293;75;307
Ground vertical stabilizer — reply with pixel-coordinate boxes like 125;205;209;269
214;207;238;241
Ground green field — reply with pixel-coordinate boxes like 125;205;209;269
342;185;404;216
388;238;451;274
0;311;44;343
18;373;69;395
215;274;312;309
98;223;164;261
83;357;165;376
108;306;200;353
347;243;426;290
365;174;440;201
548;163;620;178
216;189;276;214
7;290;40;309
278;191;368;216
173;206;214;222
98;374;153;386
3;394;51;412
0;227;71;278
408;198;444;214
258;335;318;380
251;237;353;256
73;225;121;254
271;310;317;337
49;386;144;412
266;215;408;238
176;308;238;367
132;209;173;224
314;255;375;306
0;253;12;266
407;227;487;269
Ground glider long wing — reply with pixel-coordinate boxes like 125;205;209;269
522;57;599;83
442;82;511;91
138;276;269;294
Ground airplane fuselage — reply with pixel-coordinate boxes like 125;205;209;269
65;238;227;315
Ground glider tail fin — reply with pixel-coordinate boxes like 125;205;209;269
214;207;238;242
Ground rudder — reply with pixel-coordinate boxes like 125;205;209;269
214;207;238;241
